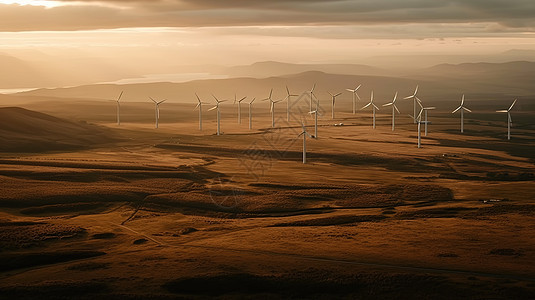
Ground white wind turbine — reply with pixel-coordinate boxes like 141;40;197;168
284;86;298;122
361;91;380;129
234;94;247;124
409;109;430;148
115;91;123;125
308;109;322;138
298;122;313;164
263;94;283;128
346;84;361;114
404;85;422;124
328;91;342;119
452;94;472;133
248;97;256;130
208;94;227;135
496;99;517;140
422;106;436;136
308;83;318;111
194;93;209;131
382;92;400;131
149;97;166;129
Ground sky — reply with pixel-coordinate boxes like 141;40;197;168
0;0;534;69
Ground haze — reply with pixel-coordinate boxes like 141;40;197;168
1;0;535;89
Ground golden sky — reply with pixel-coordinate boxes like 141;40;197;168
0;0;534;67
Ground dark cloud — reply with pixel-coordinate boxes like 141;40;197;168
0;0;533;34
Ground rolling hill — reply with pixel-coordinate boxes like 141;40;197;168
0;107;116;152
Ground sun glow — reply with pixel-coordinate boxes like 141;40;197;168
0;0;69;8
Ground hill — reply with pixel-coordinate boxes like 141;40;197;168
0;107;116;152
223;61;385;77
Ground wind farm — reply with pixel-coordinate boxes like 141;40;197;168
0;1;535;299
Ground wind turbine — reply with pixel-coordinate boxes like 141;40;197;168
308;109;322;138
194;93;209;131
115;91;123;125
346;84;361;114
328;91;342;119
149;97;166;129
410;109;430;149
298;122;312;164
234;94;247;124
248;97;256;130
308;83;317;111
404;85;422;124
263;93;282;128
452;94;472;133
496;99;517;140
361;91;380;129
382;92;400;131
284;86;298;122
208;94;227;135
422;106;436;136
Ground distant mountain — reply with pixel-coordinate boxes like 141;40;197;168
16;71;426;104
223;61;386;78
407;61;535;95
15;60;535;106
0;107;115;152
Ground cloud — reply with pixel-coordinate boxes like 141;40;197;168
0;0;533;36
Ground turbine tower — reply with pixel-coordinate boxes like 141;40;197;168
248;97;256;130
298;122;312;164
234;94;247;124
452;94;472;133
308;109;322;138
328;91;342;119
346;84;361;114
404;85;422;124
194;93;209;131
208;94;227;135
382;92;400;131
496;99;517;140
285;86;298;122
361;91;380;129
422;106;436;136
149;97;166;129
115;91;123;125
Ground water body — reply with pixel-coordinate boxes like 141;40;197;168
98;73;228;85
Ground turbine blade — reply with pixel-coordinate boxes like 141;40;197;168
452;106;461;113
372;104;379;110
361;103;372;109
463;107;472;113
346;89;354;92
117;91;123;102
195;93;202;103
286;85;290;95
149;97;156;103
239;96;247;102
208;106;217;111
194;103;200;109
393;92;398;102
394;104;400;114
509;99;517;111
403;95;413;100
382;103;393;107
496;110;508;113
334;92;342;97
461;94;465;105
